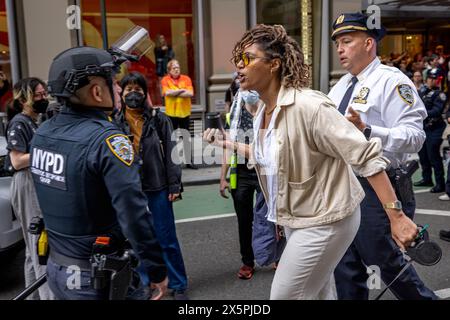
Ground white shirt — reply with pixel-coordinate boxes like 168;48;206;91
328;57;427;169
253;105;280;223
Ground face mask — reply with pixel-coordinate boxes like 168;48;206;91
241;90;260;105
33;99;49;114
124;91;145;109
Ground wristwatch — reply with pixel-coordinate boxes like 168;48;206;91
363;124;372;140
383;200;402;210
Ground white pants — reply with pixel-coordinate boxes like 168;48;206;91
270;207;361;300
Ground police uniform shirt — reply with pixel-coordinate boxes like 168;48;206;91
30;108;166;282
328;57;427;169
6;113;38;154
419;86;447;122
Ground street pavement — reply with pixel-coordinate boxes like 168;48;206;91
1;177;450;300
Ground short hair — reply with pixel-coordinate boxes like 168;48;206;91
232;24;310;89
119;72;148;98
167;59;180;73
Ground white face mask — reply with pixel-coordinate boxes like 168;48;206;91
241;90;260;105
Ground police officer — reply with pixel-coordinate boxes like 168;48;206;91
414;68;447;193
328;12;437;300
29;46;168;300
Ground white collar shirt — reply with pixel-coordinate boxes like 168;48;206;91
253;105;280;223
328;57;427;168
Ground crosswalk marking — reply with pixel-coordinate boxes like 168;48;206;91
416;209;450;217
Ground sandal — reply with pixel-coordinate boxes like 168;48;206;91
237;265;254;280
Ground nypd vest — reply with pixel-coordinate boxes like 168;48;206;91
30;110;119;236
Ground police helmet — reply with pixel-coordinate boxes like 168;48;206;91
427;68;440;80
48;46;119;99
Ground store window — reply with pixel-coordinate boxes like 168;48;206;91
255;0;313;71
0;0;13;114
81;1;195;106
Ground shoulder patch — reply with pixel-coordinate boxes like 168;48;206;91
105;134;134;166
440;92;447;102
397;84;415;106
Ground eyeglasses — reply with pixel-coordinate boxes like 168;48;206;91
230;52;270;67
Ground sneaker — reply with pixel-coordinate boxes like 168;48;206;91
172;290;189;300
438;194;450;201
237;265;254;280
430;185;445;193
439;229;450;242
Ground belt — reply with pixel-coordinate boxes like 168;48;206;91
50;250;91;271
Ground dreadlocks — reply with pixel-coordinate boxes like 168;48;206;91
232;24;310;89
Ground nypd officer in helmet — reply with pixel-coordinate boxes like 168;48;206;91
29;45;168;300
414;68;447;193
328;12;437;299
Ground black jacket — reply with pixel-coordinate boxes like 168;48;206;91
114;107;182;194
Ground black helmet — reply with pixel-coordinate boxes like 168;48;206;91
427;68;441;80
48;46;119;98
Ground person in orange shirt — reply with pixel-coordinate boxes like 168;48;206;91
161;59;197;169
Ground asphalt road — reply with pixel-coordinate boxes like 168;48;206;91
1;186;449;300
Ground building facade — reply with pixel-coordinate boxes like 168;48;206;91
0;0;449;120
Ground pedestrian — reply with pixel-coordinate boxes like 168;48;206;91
6;77;54;300
412;71;424;91
328;12;437;300
154;34;175;104
224;73;240;113
220;89;260;279
155;34;175;81
161;59;197;169
0;71;13;112
204;24;418;300
414;68;447;193
30;46;168;300
114;71;189;300
438;107;450;202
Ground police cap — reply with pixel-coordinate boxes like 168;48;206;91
428;68;441;80
48;46;118;98
331;12;386;41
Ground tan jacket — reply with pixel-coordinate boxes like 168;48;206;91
251;87;390;229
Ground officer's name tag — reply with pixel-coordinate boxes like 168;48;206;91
31;148;67;190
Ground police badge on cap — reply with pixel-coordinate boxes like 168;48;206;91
331;12;386;41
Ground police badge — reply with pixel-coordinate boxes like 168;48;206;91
397;84;415;106
352;87;370;104
106;134;134;166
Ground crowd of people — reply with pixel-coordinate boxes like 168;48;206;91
3;12;450;301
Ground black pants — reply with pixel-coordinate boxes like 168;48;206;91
169;116;190;131
168;116;193;164
334;177;437;300
231;172;260;267
418;124;446;187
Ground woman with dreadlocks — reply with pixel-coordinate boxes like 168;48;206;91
204;24;418;299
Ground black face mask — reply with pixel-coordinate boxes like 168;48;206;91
124;91;145;109
33;99;49;114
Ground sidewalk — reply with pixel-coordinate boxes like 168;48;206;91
182;165;221;186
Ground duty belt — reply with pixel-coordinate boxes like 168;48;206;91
50;250;91;271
